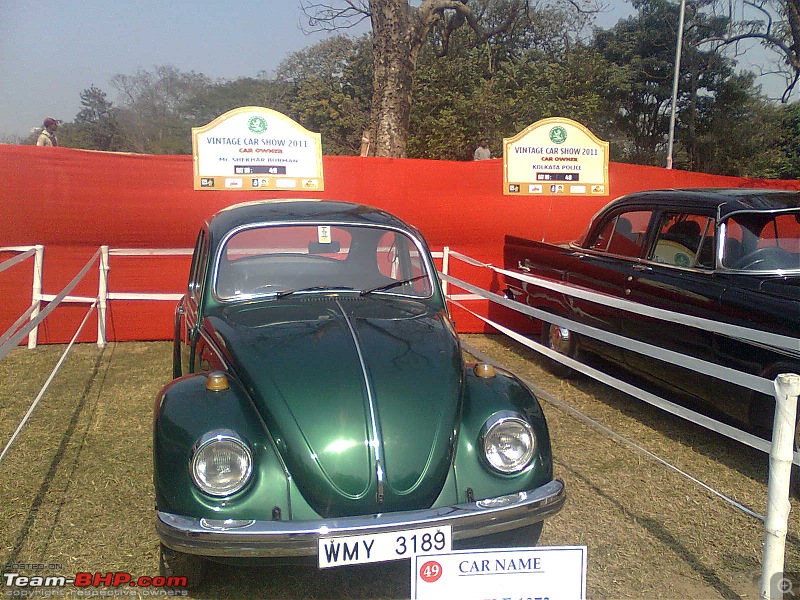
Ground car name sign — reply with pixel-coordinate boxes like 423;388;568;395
412;546;587;600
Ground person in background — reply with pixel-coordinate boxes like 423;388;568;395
473;138;491;160
36;118;59;146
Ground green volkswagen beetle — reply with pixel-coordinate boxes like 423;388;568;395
154;199;565;586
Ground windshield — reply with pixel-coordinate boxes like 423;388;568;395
721;210;800;272
215;224;434;300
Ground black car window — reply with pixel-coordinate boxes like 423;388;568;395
651;213;715;269
589;210;650;258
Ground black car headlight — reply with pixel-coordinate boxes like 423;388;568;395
191;430;253;497
481;412;536;474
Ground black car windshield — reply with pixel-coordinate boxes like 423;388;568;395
215;224;434;300
721;210;800;272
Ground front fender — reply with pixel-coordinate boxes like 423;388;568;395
452;364;554;501
153;373;292;521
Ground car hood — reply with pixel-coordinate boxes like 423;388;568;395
206;296;463;517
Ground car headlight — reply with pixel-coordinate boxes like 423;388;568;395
481;412;536;474
191;430;253;496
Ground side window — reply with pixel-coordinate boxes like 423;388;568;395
188;230;208;304
651;213;715;269
589;210;650;258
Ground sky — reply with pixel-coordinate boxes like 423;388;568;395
0;1;787;140
0;0;354;138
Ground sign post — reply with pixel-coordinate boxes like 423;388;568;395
503;117;609;196
192;106;324;191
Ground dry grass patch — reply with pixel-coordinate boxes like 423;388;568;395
0;337;797;598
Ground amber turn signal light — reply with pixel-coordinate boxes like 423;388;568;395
206;372;230;391
474;363;496;378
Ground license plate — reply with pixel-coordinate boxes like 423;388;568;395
318;525;452;568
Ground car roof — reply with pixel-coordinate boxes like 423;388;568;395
608;188;800;220
206;199;418;240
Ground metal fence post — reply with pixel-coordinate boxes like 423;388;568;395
442;246;450;297
27;245;44;349
761;373;800;600
97;245;109;347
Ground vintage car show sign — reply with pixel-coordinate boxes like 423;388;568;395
412;546;587;599
192;106;324;191
503;117;609;196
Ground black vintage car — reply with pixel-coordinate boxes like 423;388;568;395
504;188;800;476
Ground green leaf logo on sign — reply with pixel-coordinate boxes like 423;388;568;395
248;116;268;134
549;126;567;144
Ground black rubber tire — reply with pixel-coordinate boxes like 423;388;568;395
159;543;205;590
540;320;579;378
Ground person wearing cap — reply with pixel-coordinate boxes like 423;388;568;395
473;138;491;161
36;118;59;147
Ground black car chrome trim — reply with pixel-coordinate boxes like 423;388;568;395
156;479;565;557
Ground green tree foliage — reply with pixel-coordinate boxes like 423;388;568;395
686;72;779;176
275;35;372;155
59;85;121;151
111;66;214;154
409;3;613;160
182;77;291;128
768;102;800;178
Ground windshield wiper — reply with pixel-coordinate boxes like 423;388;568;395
275;286;351;299
360;275;427;297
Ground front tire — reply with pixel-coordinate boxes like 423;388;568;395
540;320;579;378
159;543;205;590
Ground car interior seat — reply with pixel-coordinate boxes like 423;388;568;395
663;220;702;251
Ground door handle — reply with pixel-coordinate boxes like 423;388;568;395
632;264;652;272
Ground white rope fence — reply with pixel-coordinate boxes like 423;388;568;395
0;248;99;362
438;246;798;600
0;247;103;468
0;301;97;467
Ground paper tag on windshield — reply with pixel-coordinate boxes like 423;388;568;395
318;226;331;244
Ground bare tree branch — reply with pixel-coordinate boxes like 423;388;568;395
300;0;371;31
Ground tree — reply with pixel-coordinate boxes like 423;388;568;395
688;72;783;175
408;4;612;159
594;0;738;167
62;85;121;151
182;77;291;127
301;0;599;157
111;66;212;154
706;0;800;101
276;35;372;154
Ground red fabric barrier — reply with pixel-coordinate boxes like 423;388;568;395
2;145;798;344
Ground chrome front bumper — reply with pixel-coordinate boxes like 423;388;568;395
157;479;565;557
